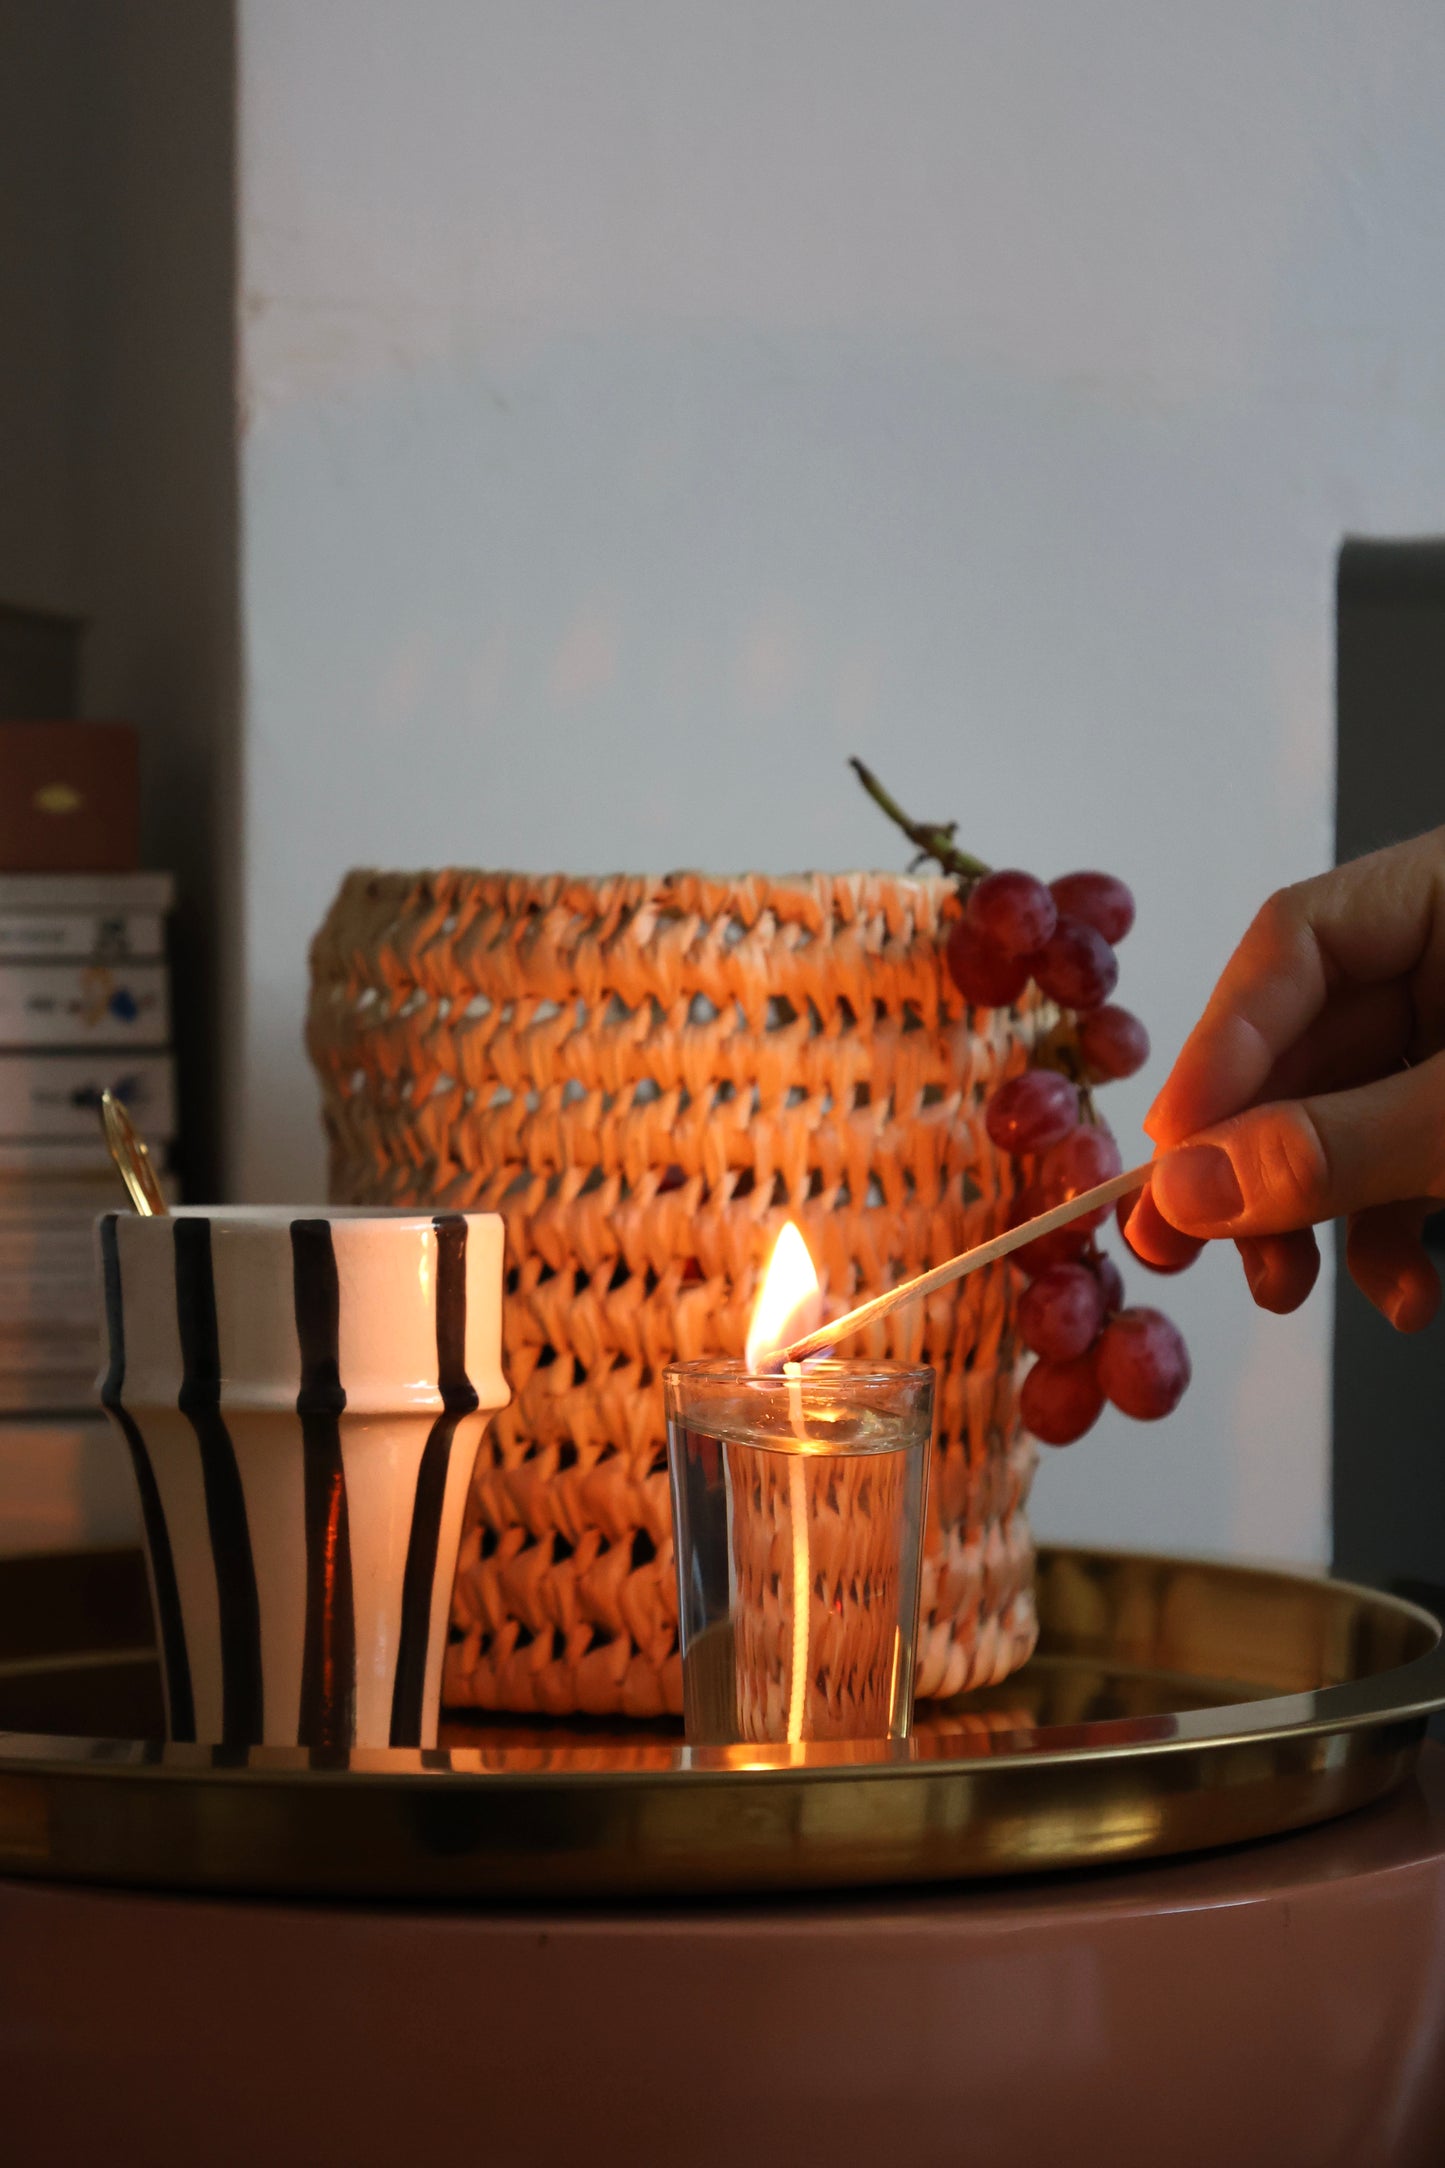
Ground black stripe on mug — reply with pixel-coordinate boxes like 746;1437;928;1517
291;1218;358;1749
389;1213;479;1748
174;1216;264;1746
100;1214;196;1741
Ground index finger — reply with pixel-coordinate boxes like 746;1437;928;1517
1145;831;1445;1150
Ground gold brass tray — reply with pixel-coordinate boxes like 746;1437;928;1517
1;1544;1442;1901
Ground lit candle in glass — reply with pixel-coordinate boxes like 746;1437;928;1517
664;1225;933;1747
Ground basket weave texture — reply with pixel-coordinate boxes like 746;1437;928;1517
307;869;1045;1720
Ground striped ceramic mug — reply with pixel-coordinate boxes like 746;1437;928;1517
97;1207;508;1751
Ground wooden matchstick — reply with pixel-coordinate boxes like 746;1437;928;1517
771;1161;1153;1367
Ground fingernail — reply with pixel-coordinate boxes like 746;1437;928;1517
1155;1143;1243;1229
1237;1238;1266;1300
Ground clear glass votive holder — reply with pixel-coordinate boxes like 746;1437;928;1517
664;1358;934;1748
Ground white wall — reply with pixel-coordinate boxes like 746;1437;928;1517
235;0;1445;1566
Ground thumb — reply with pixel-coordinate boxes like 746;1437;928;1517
1151;1052;1445;1238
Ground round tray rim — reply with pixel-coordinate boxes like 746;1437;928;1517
3;1543;1443;1786
4;1543;1444;1898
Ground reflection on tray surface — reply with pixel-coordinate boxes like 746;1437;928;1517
0;1649;1261;1764
0;1544;1436;1775
436;1655;1262;1761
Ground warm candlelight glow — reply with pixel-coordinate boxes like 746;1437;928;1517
745;1222;822;1372
743;1222;823;1746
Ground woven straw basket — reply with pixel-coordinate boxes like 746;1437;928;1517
307;869;1045;1720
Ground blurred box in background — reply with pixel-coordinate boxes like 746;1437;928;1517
0;1419;140;1554
0;722;140;872
0;871;175;1420
0;665;168;1551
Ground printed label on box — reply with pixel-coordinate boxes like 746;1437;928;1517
0;912;166;961
0;963;169;1048
0;1054;176;1141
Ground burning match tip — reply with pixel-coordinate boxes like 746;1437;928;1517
753;1341;834;1375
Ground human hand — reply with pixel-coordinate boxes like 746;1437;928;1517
1127;830;1445;1330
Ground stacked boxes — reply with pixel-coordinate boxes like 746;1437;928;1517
0;871;175;1412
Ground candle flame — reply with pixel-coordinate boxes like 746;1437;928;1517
745;1222;822;1371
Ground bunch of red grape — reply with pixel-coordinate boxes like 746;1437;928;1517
946;866;1195;1447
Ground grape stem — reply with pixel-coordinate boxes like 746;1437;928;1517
849;757;991;882
1047;1031;1100;1127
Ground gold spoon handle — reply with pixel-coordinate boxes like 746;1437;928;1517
99;1088;169;1217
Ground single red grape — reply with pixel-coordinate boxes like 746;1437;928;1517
1037;1123;1123;1228
1090;1250;1126;1314
1021;1349;1106;1445
1018;1261;1106;1361
1049;871;1135;945
1077;1004;1150;1081
1117;1186;1206;1274
1008;1183;1092;1272
1097;1307;1191;1420
1031;917;1119;1011
985;1070;1079;1156
968;869;1057;958
946;918;1031;1007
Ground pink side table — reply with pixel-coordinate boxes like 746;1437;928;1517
4;1742;1445;2168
